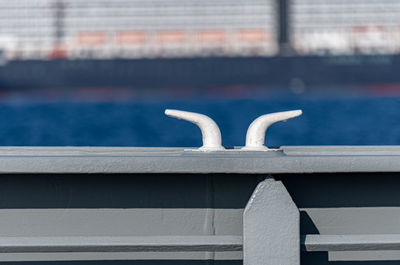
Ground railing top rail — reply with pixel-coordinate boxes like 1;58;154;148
0;146;397;174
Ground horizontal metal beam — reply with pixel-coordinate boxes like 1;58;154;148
1;234;400;254
303;234;400;252
0;236;242;253
0;146;399;174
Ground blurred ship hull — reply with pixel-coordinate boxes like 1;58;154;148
0;54;397;91
0;0;398;95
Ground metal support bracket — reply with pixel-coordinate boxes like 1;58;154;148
244;177;300;265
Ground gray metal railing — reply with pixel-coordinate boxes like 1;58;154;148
0;146;399;264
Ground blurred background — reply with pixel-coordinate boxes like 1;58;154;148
0;0;399;147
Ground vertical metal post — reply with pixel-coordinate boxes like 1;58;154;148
277;0;293;55
51;0;66;58
243;178;299;265
53;0;65;46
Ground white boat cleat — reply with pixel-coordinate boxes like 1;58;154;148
242;110;302;151
165;109;225;151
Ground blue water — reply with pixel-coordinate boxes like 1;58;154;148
0;96;399;147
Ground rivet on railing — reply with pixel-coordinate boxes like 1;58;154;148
165;109;225;151
242;110;302;151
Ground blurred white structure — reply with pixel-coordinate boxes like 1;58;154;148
0;0;278;60
2;0;400;59
0;0;54;59
291;0;400;55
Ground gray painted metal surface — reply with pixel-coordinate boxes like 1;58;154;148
303;234;400;252
0;209;244;261
244;178;299;265
8;233;400;253
0;146;398;173
1;146;400;264
301;207;400;235
0;209;243;237
0;236;242;253
0;251;242;262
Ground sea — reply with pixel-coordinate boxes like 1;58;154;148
0;94;399;147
